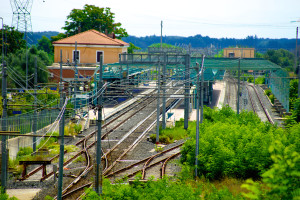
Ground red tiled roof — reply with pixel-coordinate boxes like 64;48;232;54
53;29;129;46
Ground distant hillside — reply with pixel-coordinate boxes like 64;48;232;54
28;31;297;53
29;31;60;44
122;35;297;53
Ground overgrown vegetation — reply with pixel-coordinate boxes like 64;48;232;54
80;106;299;200
149;119;187;144
264;89;275;104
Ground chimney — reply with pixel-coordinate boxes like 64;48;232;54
78;26;81;33
105;29;108;35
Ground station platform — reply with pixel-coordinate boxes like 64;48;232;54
81;80;225;130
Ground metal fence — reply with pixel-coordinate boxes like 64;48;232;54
0;109;60;137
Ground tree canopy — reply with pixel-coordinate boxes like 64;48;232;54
62;4;128;39
0;25;26;56
5;45;50;88
264;49;295;71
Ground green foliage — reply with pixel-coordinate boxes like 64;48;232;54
149;120;187;144
6;45;50;88
285;98;300;128
37;132;59;150
149;43;180;49
37;36;53;56
74;124;82;134
214;49;224;58
204;185;244;200
16;147;33;159
264;89;271;96
181;106;283;180
254;77;265;84
127;42;141;54
242;140;300;200
264;49;295;72
0;25;26;55
62;4;128;39
289;79;299;109
83;177;202;200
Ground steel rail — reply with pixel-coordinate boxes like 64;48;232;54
249;85;274;124
161;152;181;178
105;143;183;178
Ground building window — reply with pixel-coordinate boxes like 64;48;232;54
96;51;104;63
228;52;235;58
73;50;80;63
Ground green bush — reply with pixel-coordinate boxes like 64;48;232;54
83;177;202;200
242;140;300;200
269;94;275;104
16;147;33;159
264;89;271;96
180;106;283;180
254;77;265;85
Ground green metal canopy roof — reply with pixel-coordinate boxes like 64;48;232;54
190;57;282;70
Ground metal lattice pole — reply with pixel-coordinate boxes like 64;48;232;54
95;55;103;195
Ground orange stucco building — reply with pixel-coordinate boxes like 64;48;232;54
52;29;129;65
223;47;255;58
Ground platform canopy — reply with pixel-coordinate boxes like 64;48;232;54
190;57;282;71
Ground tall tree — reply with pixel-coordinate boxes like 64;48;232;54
62;4;128;39
37;36;53;55
264;49;295;71
0;25;26;56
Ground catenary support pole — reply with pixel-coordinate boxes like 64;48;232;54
57;93;66;200
195;62;200;178
156;60;161;144
200;56;205;124
74;41;78;113
33;57;37;152
295;27;298;72
1;21;7;193
237;59;241;114
95;55;103;195
184;54;190;129
162;53;166;129
25;20;28;89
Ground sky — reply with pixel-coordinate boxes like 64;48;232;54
0;0;300;39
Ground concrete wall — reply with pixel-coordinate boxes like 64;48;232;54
54;46;127;64
4;121;59;160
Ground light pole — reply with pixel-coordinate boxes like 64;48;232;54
291;20;300;98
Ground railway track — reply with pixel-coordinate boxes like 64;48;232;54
58;84;183;199
247;84;274;124
20;89;158;181
22;81;184;199
105;143;183;180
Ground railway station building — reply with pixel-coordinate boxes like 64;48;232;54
223;47;255;58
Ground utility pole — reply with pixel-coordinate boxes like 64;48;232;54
74;41;78;113
33;57;37;152
237;59;241;114
195;62;200;178
1;17;8;194
1;62;7;194
95;55;103;195
161;20;166;130
25;20;28;89
57;92;66;200
156;60;161;144
162;53;166;129
295;27;298;72
296;27;300;99
184;54;190;129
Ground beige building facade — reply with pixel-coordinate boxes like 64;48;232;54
53;29;129;65
223;48;255;58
